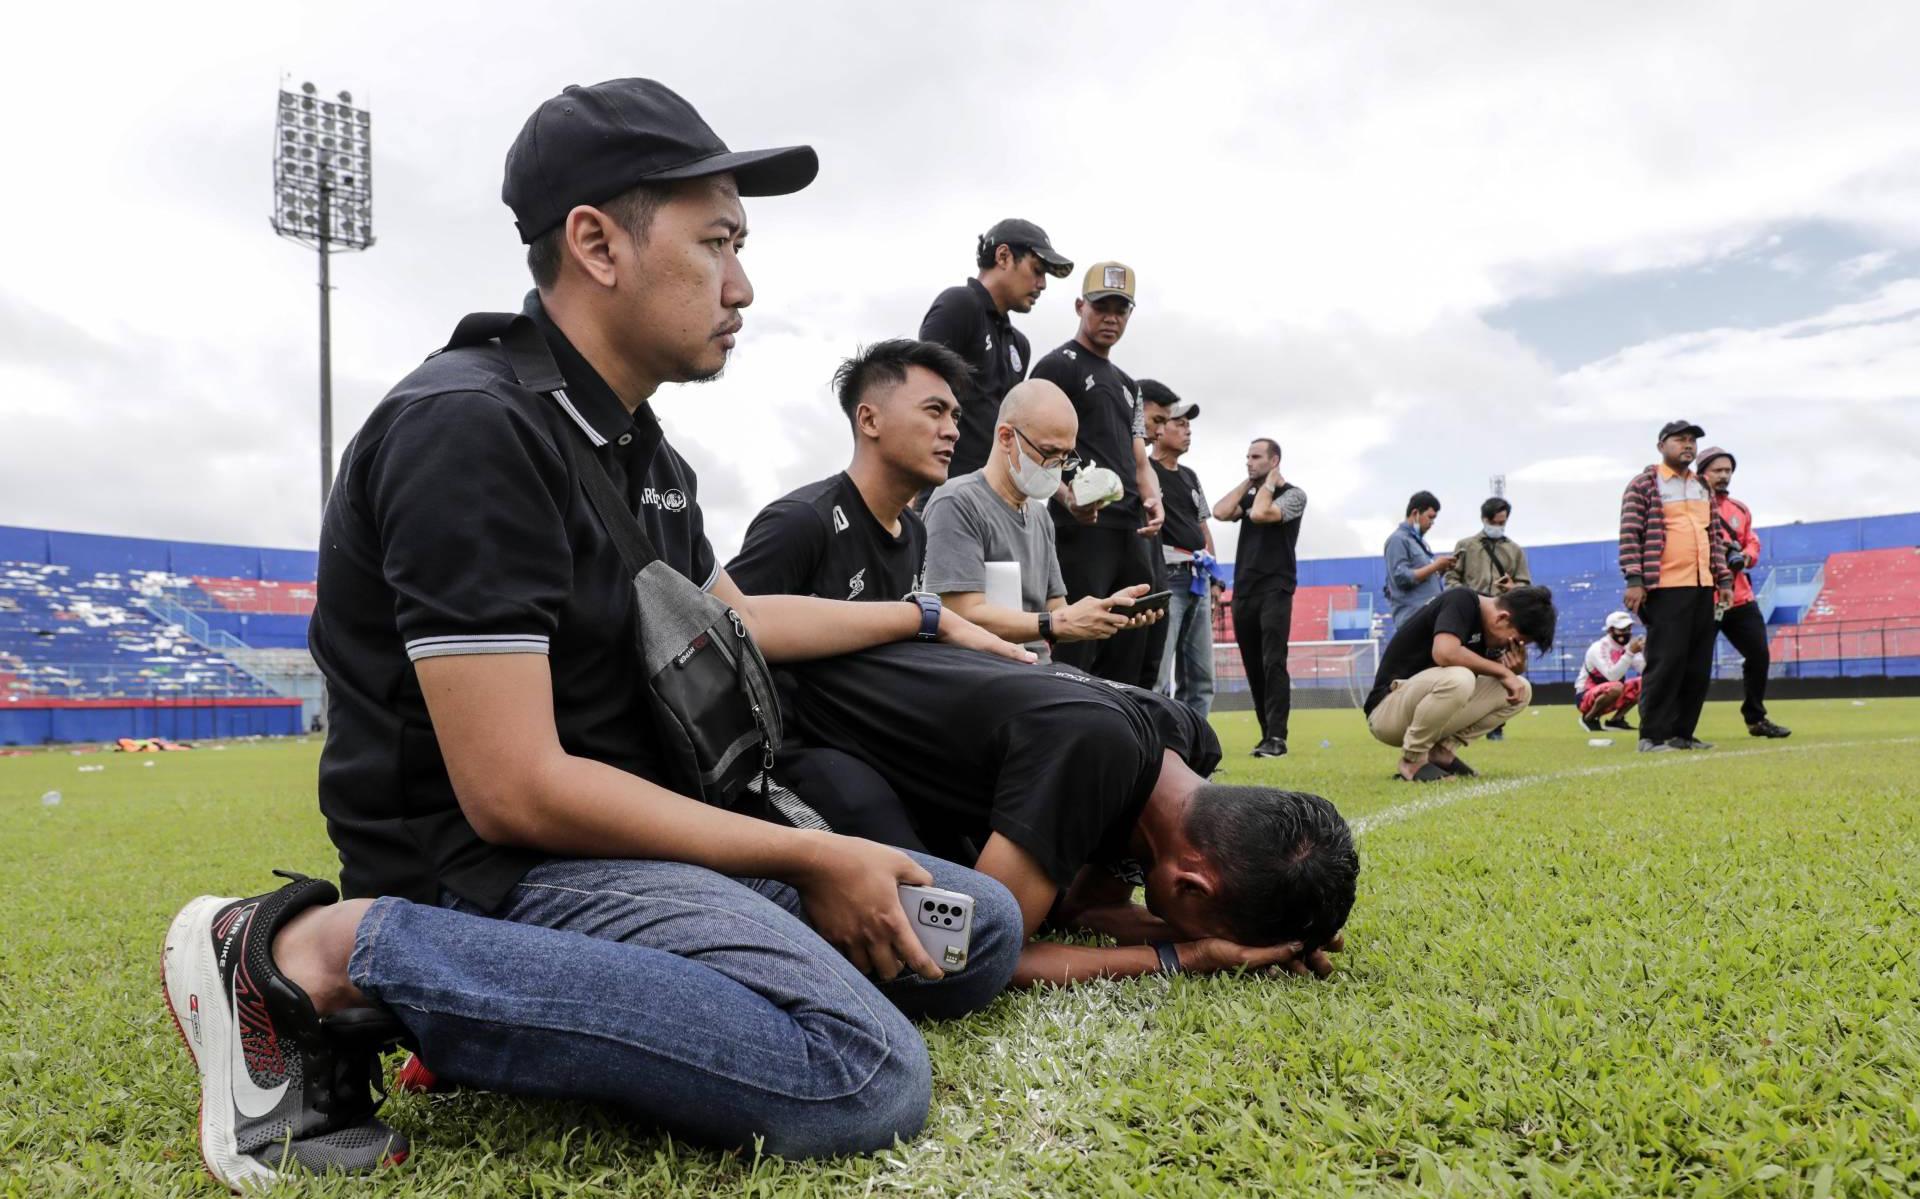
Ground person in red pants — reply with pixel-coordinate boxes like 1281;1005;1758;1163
1696;447;1790;738
1576;611;1645;732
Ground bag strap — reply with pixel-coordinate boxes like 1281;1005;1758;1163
441;312;663;575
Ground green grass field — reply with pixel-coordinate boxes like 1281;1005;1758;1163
4;697;1918;1197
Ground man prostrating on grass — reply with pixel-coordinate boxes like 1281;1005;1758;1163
784;643;1359;987
159;79;1035;1191
1364;586;1557;782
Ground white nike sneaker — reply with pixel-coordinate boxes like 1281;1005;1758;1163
161;871;408;1192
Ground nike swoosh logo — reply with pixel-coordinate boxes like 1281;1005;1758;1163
230;978;290;1119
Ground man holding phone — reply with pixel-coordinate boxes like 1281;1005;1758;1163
923;379;1162;663
158;79;1029;1189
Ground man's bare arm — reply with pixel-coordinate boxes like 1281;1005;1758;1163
1212;478;1255;522
973;833;1310;988
941;590;1042;646
712;570;1032;665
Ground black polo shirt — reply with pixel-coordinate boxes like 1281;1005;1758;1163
1153;459;1209;555
1365;587;1488;715
919;278;1031;479
1030;340;1144;530
1233;483;1304;599
787;643;1221;886
726;472;926;601
311;291;717;911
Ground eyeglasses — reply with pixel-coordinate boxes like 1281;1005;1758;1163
1013;426;1082;472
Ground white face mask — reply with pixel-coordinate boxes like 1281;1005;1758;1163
1007;439;1063;499
1482;523;1508;540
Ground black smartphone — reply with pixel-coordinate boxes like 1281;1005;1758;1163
1119;589;1173;616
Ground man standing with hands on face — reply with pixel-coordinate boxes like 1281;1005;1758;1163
1031;261;1164;684
1618;419;1733;753
1214;438;1307;758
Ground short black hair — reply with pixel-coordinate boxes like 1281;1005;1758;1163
1184;786;1359;951
833;339;972;426
1138;379;1180;409
526;184;671;290
976;236;1039;271
1495;585;1557;651
1252;437;1282;460
1481;497;1511;522
1406;490;1441;517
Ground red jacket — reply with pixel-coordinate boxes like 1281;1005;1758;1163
1713;492;1760;607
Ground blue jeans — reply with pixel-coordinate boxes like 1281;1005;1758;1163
345;853;1021;1158
1157;573;1215;719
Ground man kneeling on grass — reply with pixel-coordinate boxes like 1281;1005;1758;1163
1363;586;1557;783
783;642;1358;986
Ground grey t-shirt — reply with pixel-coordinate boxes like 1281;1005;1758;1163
923;470;1068;661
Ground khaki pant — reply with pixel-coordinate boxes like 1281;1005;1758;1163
1367;666;1531;763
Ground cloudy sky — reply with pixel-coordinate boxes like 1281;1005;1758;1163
4;1;1919;566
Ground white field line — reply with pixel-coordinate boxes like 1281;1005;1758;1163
1349;735;1920;839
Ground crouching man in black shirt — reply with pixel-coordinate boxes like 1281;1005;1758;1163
787;643;1357;988
157;79;1033;1188
729;339;970;849
1364;586;1557;782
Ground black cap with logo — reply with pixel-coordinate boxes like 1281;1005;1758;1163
503;78;819;244
980;218;1073;278
1657;419;1707;443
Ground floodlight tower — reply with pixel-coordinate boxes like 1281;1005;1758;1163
272;81;374;512
1489;473;1507;499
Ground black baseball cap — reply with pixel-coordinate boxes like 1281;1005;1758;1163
1658;419;1706;442
981;218;1073;278
504;78;819;244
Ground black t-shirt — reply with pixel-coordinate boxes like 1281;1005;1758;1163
311;292;718;911
919;279;1031;479
1364;587;1488;715
727;472;926;601
1030;341;1144;529
786;642;1221;886
1153;459;1208;554
1233;483;1304;597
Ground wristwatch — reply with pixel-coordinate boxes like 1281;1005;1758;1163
1151;941;1183;975
1036;609;1057;645
909;592;942;642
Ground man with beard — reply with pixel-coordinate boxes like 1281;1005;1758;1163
1695;447;1790;739
1213;438;1306;758
1146;385;1216;716
1030;261;1165;684
1619;419;1733;753
918;218;1073;479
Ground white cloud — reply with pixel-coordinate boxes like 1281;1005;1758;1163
1;0;1919;564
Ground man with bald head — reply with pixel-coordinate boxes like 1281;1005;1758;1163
923;379;1158;663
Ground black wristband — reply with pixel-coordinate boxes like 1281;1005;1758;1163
1151;941;1183;975
1037;609;1056;645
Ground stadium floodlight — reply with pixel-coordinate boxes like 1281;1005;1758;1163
272;80;374;512
1489;474;1507;499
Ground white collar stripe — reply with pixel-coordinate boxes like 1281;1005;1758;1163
552;388;608;447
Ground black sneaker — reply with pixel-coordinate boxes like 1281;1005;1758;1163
1434;754;1477;778
1748;719;1791;739
1668;736;1714;751
1603;716;1636;731
1251;737;1289;758
1486;727;1505;742
1581;714;1603;733
162;871;408;1191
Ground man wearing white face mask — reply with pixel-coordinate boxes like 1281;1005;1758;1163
1447;497;1532;741
924;379;1158;663
1447;497;1533;597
